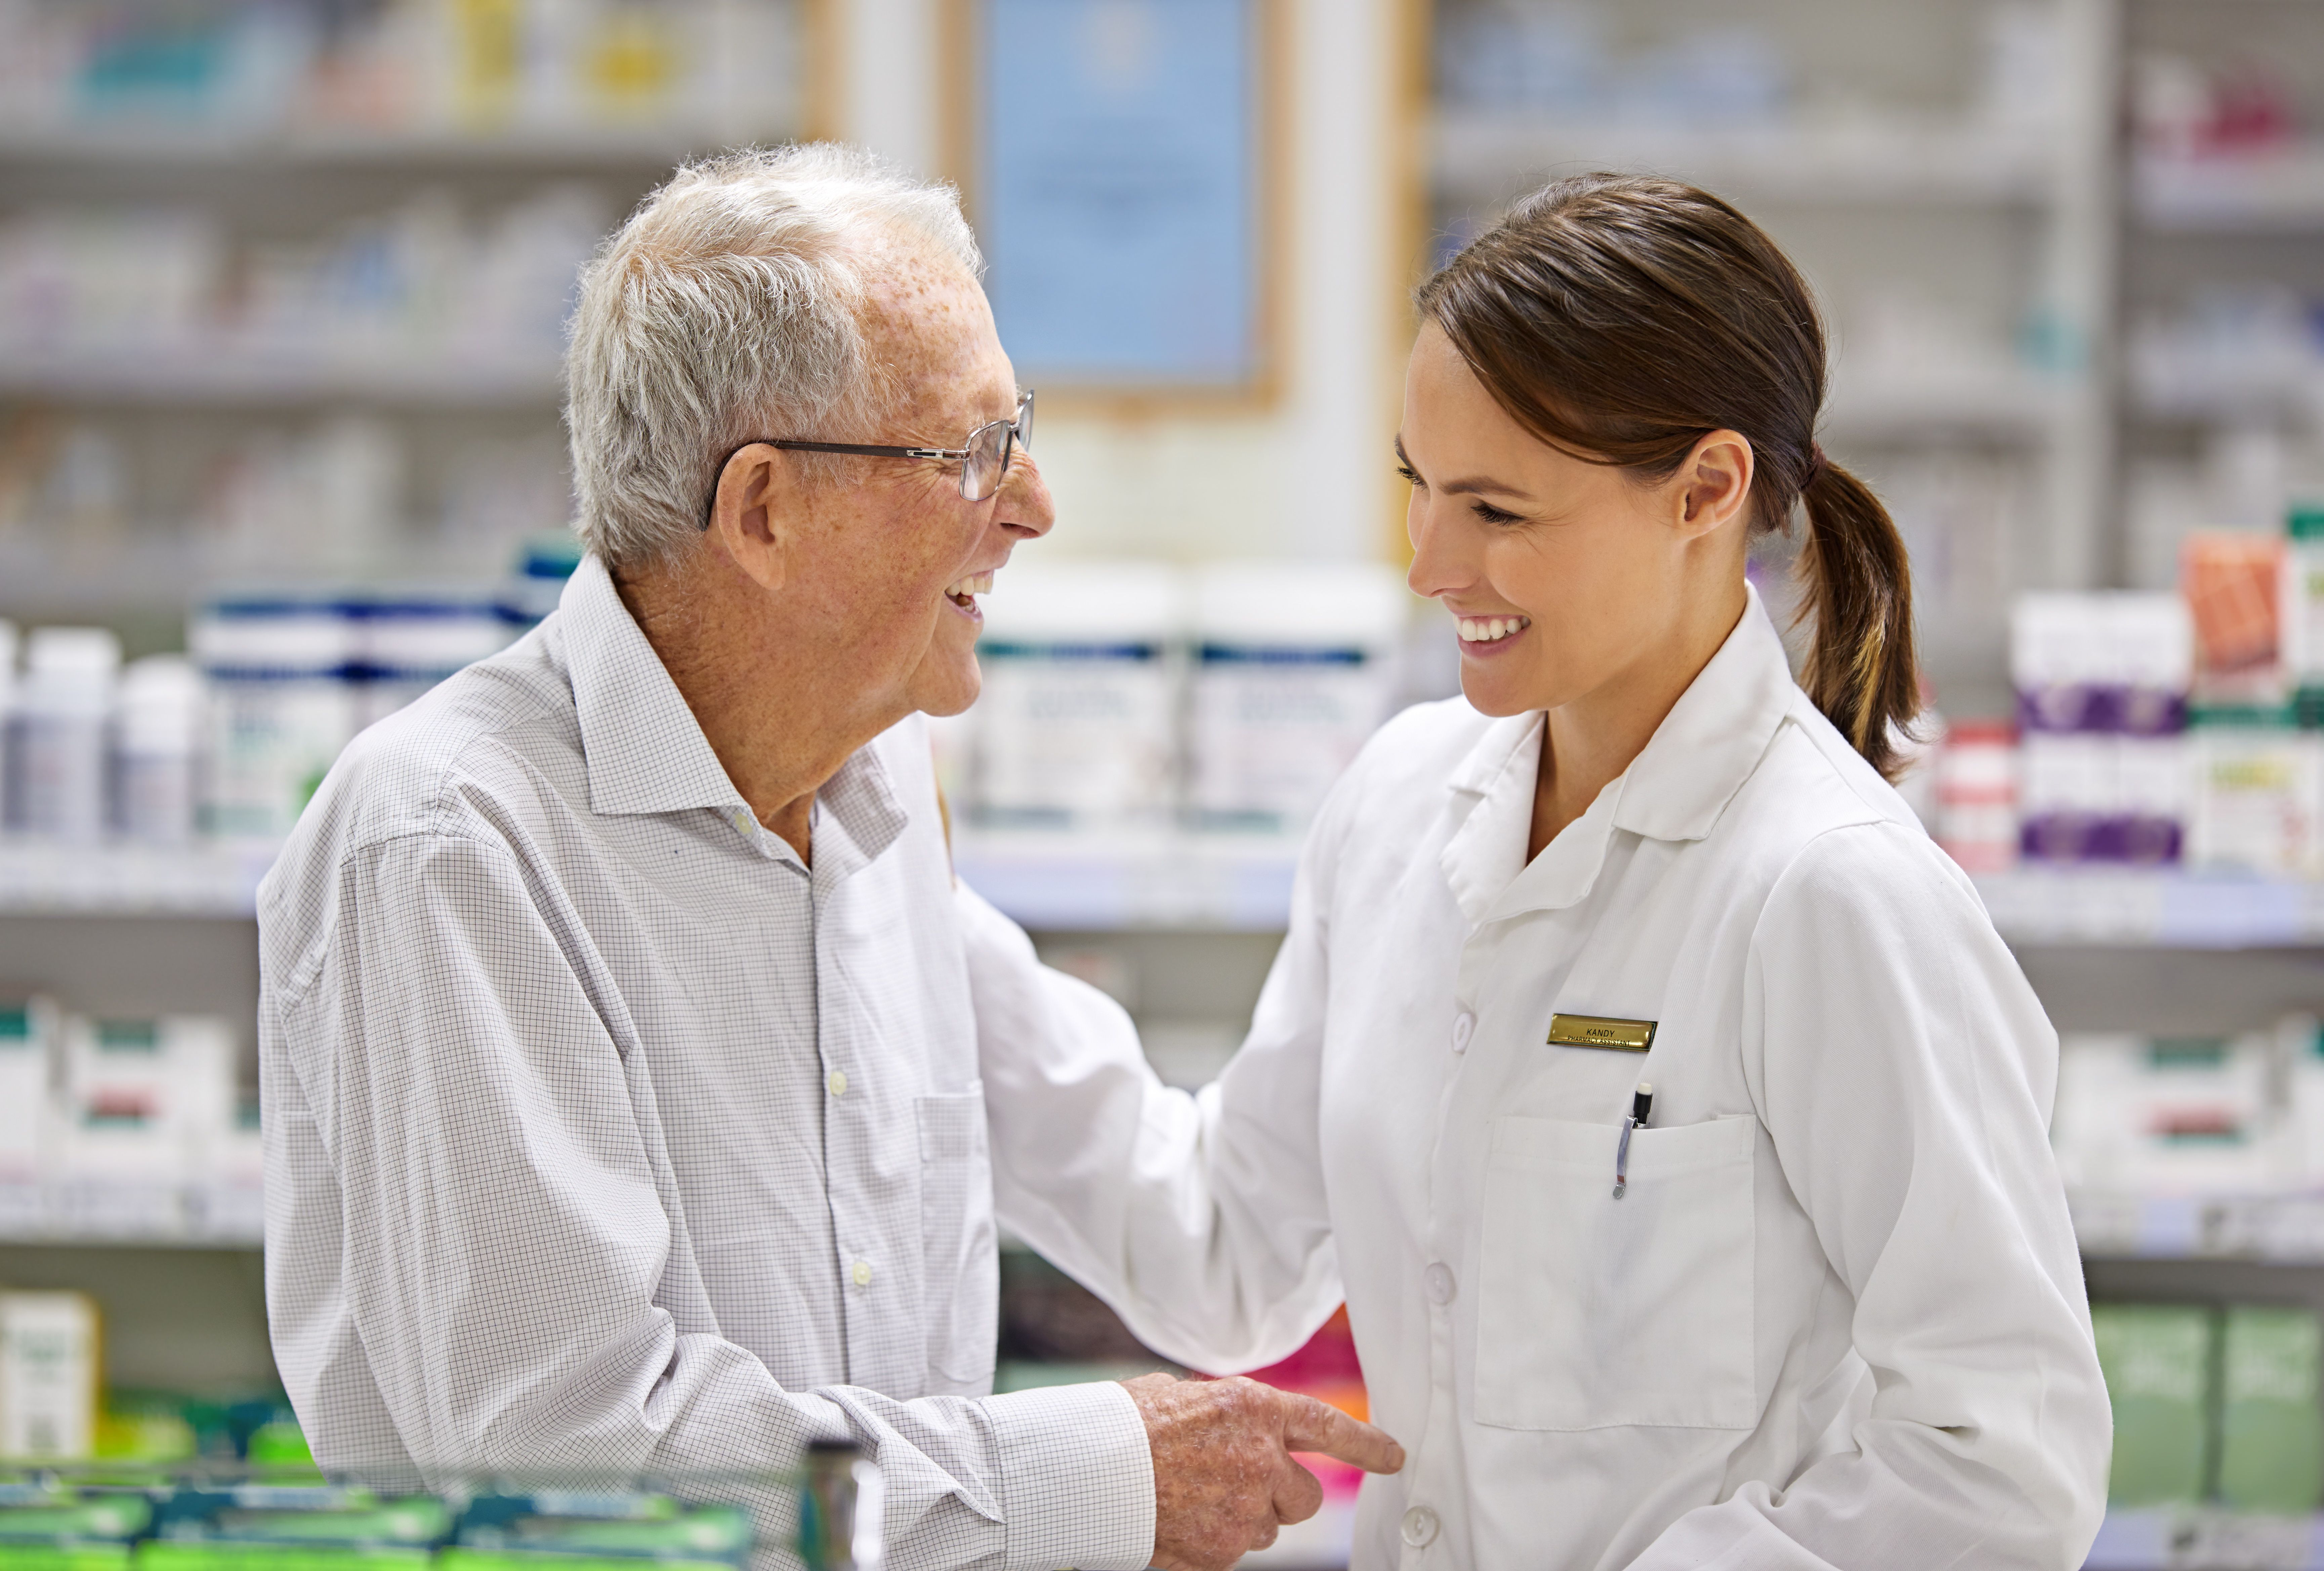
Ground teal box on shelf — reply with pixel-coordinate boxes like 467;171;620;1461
2217;1305;2324;1513
2093;1303;2215;1506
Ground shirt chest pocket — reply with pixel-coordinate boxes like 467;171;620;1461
1475;1113;1757;1431
916;1087;998;1395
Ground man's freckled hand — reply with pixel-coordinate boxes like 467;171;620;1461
1122;1372;1406;1571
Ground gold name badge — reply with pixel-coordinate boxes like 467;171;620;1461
1546;1013;1658;1053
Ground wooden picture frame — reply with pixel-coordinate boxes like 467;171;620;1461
939;0;1287;413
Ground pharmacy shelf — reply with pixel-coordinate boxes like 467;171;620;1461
2136;148;2324;230
1976;871;2324;949
0;841;276;919
0;348;561;408
2074;1189;2324;1264
0;1181;262;1249
2087;1508;2324;1571
952;830;1303;932
1823;365;2078;441
1431;115;2061;206
0;122;758;170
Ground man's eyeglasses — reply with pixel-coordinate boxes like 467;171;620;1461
710;391;1035;524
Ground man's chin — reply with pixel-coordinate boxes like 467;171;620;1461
909;655;982;720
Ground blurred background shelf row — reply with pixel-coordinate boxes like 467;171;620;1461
3;0;2324;1564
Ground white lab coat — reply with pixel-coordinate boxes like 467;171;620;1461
963;589;2112;1571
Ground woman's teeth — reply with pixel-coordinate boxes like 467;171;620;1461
946;571;995;606
1457;615;1530;643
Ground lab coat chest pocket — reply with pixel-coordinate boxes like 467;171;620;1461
1476;1113;1757;1431
916;1086;998;1393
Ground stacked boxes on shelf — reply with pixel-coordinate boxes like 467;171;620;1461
2055;1019;2324;1258
2093;1302;2324;1515
0;536;578;848
0;996;255;1240
952;560;1412;837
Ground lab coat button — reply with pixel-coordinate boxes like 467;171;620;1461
1450;1011;1474;1053
1400;1505;1440;1548
1424;1262;1455;1305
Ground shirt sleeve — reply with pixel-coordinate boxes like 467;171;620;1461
262;829;1153;1571
1627;821;2112;1571
962;807;1346;1376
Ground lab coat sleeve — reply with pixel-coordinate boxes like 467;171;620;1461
1628;820;2111;1571
961;807;1348;1376
263;830;1155;1571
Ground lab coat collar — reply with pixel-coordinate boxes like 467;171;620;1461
557;554;908;863
1438;584;1794;925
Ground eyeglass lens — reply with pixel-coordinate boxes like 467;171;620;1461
960;395;1034;502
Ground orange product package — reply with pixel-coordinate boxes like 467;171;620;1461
2183;532;2286;691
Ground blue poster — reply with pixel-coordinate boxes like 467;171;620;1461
980;0;1258;388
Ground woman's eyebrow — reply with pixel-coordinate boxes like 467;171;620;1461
1396;436;1533;500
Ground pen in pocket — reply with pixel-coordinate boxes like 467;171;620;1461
1612;1081;1653;1199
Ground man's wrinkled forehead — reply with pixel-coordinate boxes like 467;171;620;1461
855;234;1001;426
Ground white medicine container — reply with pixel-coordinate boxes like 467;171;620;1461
972;561;1186;829
5;627;121;845
1187;561;1411;833
192;596;360;840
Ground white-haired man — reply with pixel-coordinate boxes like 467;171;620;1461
257;145;1400;1571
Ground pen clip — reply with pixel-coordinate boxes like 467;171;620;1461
1612;1082;1652;1200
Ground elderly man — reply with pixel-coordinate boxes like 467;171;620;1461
257;145;1398;1571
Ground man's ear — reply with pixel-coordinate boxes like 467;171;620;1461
706;443;799;594
1673;429;1755;541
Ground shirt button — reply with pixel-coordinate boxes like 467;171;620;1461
1400;1505;1440;1548
852;1260;873;1288
1450;1010;1475;1053
826;1070;848;1098
1424;1262;1456;1305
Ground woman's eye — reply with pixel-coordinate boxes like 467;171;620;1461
1395;463;1421;487
1471;499;1524;526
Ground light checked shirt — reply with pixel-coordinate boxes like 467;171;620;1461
257;553;1155;1571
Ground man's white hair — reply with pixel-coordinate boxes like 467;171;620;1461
565;143;982;569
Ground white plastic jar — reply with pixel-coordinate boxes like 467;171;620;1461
351;592;511;730
7;627;121;844
192;597;359;840
113;655;207;846
972;562;1185;829
1188;561;1409;833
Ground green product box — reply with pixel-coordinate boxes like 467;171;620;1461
2092;1302;2215;1506
2217;1304;2324;1512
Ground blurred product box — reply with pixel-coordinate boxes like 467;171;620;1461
1932;719;2018;873
2217;1305;2324;1513
347;592;511;731
2184;532;2286;705
972;562;1184;829
2011;593;2190;865
2186;704;2319;876
1187;563;1406;833
2053;1033;2280;1198
0;998;59;1183
2092;1302;2214;1507
60;1015;236;1186
0;1291;99;1461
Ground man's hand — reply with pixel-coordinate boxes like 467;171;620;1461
1121;1372;1405;1571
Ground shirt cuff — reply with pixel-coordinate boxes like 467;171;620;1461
975;1380;1155;1571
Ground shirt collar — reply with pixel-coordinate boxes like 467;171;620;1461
555;554;908;865
1437;583;1795;924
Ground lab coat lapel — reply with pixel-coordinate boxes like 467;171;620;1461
1438;712;1544;926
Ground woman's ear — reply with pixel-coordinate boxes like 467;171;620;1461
706;443;797;594
1674;430;1755;540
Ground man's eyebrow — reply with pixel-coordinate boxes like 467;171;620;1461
1393;437;1532;499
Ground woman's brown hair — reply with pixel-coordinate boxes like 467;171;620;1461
1415;173;1919;780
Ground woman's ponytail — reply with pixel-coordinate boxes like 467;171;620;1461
1416;172;1925;783
1795;452;1920;780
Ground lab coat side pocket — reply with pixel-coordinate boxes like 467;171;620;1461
1476;1113;1757;1431
916;1085;999;1394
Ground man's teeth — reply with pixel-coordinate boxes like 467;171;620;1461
1457;615;1531;643
946;571;995;602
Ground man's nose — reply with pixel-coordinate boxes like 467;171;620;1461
993;449;1055;539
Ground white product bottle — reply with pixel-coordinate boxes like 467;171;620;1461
0;1291;97;1460
0;620;16;833
1188;561;1410;833
351;590;511;730
192;596;359;840
114;655;207;845
973;562;1186;829
7;627;121;844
